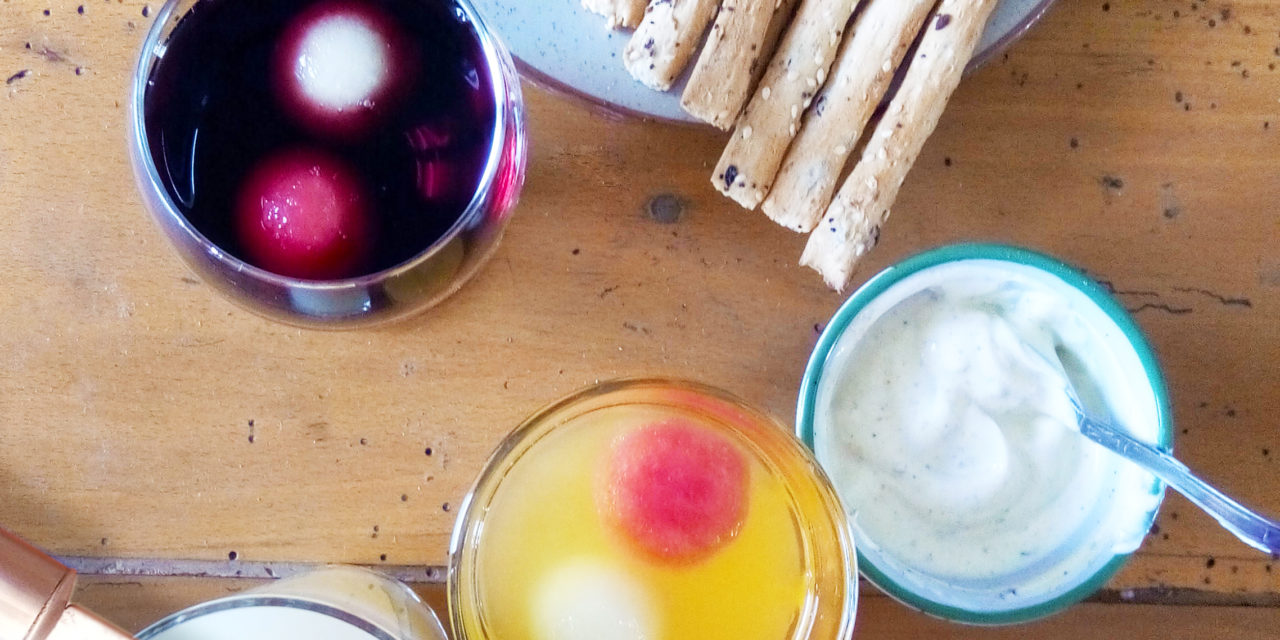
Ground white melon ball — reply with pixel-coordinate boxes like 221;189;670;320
292;14;387;112
532;560;657;640
274;1;411;136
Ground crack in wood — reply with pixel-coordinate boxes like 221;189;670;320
59;556;445;583
1128;303;1193;315
62;556;1280;607
1093;586;1280;608
1094;278;1160;298
1174;287;1253;308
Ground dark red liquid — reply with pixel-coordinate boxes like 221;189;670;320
144;0;495;276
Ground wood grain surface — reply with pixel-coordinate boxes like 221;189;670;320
70;575;1280;637
1;0;1277;634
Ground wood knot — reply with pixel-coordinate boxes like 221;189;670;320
646;194;684;224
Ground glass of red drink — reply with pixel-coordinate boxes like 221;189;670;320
130;0;525;328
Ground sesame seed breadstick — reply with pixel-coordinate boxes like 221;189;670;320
762;0;934;232
583;0;650;29
711;0;862;210
681;0;801;130
801;0;998;291
625;0;723;91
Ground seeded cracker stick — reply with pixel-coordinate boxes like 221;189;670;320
583;0;649;29
625;0;723;91
681;0;801;130
801;0;998;290
762;0;934;232
712;0;862;210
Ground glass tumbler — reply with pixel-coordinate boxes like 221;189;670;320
448;378;858;640
137;566;448;640
129;0;526;329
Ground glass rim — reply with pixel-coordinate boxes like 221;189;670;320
136;595;397;639
795;242;1173;625
129;0;516;290
447;376;859;639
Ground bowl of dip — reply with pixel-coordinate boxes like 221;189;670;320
797;243;1172;625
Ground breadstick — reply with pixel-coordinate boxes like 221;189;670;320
711;0;862;210
625;0;722;91
762;0;933;232
681;0;800;130
801;0;998;290
583;0;649;29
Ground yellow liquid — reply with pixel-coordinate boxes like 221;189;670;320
472;405;813;640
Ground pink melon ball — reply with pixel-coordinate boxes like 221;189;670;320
600;419;749;564
235;149;373;279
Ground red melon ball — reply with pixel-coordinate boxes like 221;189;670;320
600;419;750;564
235;149;373;280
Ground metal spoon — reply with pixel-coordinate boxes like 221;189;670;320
1040;344;1280;555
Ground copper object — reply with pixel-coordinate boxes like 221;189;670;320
0;527;132;640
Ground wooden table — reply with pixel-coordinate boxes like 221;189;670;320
1;0;1277;637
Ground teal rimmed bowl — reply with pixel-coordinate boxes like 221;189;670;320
796;243;1172;625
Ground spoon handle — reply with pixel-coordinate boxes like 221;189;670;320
1078;415;1280;555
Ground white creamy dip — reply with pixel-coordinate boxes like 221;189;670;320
814;259;1163;612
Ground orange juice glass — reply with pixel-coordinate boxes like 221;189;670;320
448;378;856;640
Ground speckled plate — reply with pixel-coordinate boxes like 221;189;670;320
471;0;1057;123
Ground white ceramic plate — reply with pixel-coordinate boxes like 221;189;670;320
472;0;1057;123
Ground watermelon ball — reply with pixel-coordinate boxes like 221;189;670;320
274;0;411;136
600;419;749;564
533;560;656;640
235;149;373;280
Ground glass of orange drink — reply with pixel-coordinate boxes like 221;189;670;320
448;378;856;640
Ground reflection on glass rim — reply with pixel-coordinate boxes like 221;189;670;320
137;596;397;640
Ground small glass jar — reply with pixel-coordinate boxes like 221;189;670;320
137;566;447;640
449;378;857;640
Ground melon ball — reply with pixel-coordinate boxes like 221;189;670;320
274;0;411;136
532;560;657;640
235;148;373;279
600;419;749;564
